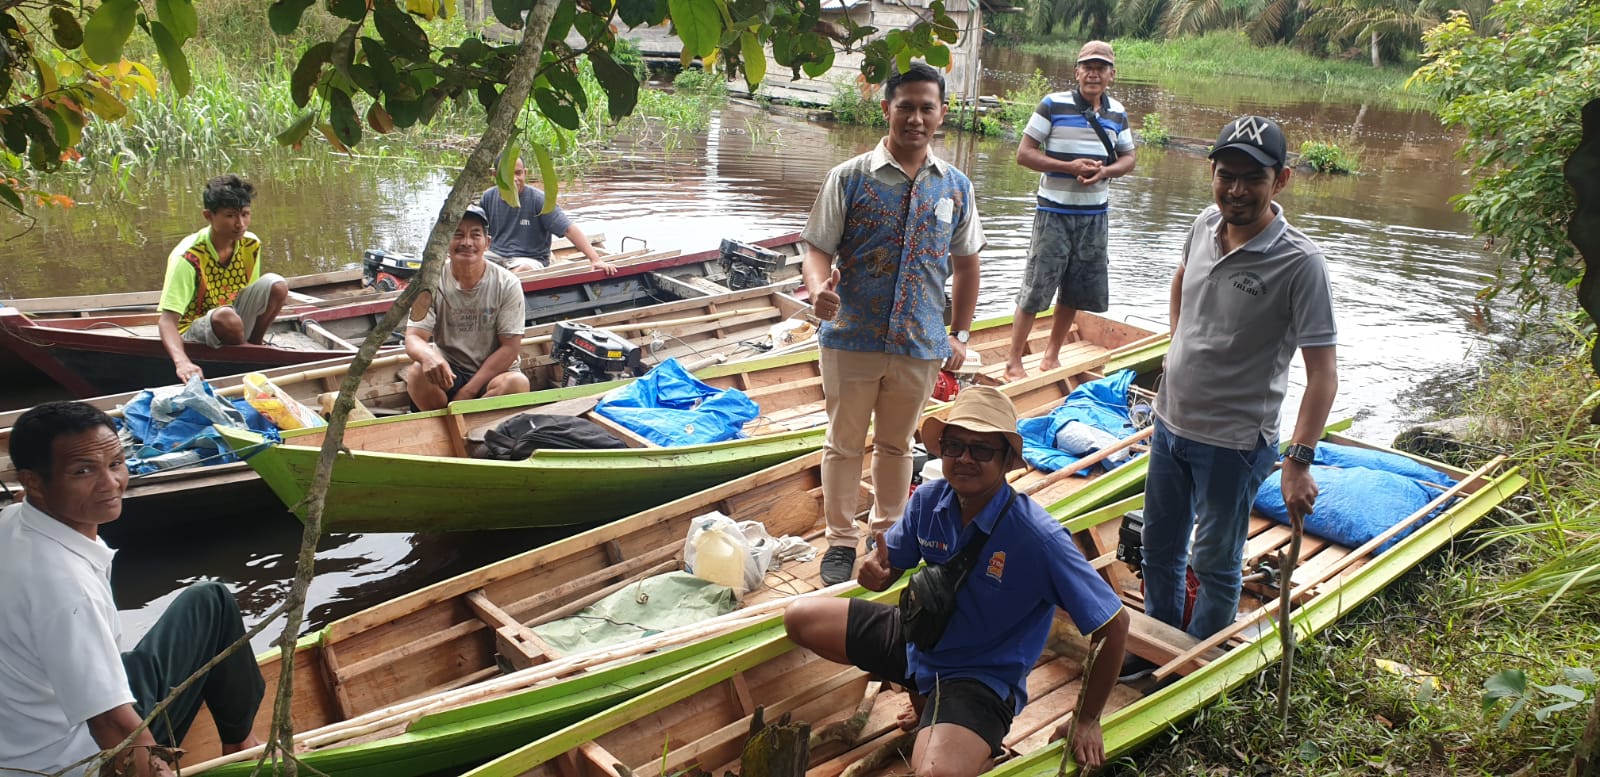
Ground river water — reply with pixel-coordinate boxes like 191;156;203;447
0;47;1504;650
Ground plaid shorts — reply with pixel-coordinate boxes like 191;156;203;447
1016;210;1110;314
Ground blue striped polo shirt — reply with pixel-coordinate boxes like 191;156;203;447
1023;91;1136;215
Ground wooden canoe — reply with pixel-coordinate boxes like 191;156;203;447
0;282;817;540
214;312;1166;533
180;360;1168;776
0;233;805;397
448;432;1526;777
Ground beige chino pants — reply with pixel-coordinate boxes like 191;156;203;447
819;347;942;548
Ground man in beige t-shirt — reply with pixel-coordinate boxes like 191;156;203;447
404;204;532;411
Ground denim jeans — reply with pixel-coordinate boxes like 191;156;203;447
1141;419;1278;639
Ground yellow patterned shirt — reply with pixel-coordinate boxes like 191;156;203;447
157;227;263;332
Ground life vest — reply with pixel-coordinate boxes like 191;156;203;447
178;232;261;331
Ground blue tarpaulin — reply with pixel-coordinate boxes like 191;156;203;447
594;358;760;447
1018;369;1139;474
1254;442;1459;552
119;378;280;474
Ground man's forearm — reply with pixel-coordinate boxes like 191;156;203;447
802;246;835;294
1016;141;1072;175
949;253;980;332
566;225;603;265
476;342;522;380
1079;610;1129;721
1292;347;1338;446
1104;149;1137;178
157;315;189;365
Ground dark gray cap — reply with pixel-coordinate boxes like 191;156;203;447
461;203;490;227
1210;115;1287;169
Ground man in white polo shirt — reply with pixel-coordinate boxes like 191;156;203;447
0;402;264;777
1124;116;1338;675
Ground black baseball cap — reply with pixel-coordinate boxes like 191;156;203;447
1209;115;1288;169
461;203;490;227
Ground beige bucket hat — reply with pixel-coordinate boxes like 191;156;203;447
920;385;1026;471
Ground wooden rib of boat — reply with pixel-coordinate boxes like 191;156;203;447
215;312;1166;533
0;283;818;539
0;233;804;397
1;235;608;317
180;360;1168;777
440;432;1525;777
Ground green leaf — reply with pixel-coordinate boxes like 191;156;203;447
1484;669;1528;707
385;97;422;128
328;88;362;147
491;0;530;29
328;0;367;22
669;0;720;57
923;43;949;69
155;0;197;42
532;142;557;214
149;21;192;97
333;20;362;81
617;0;666;27
82;0;139;65
495;138;521;208
374;2;430;60
739;29;765;90
1565;668;1598;685
269;0;316;35
475;81;500;111
276;110;318;146
1497;696;1527;730
574;10;612;46
534;86;580;130
456;36;487;64
1535;683;1588;702
291;42;335;108
545;0;576;45
800;43;832;78
588;48;639;120
49;7;84;49
0;183;23;215
1535;701;1580;721
544;64;587;112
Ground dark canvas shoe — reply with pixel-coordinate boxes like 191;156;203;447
820;546;857;586
1118;653;1158;682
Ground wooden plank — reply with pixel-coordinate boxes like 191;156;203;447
580;410;654;449
465;590;557;670
318;644;356;721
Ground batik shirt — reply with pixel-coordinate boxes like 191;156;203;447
802;139;986;360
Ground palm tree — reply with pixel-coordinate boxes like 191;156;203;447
1031;0;1119;39
1298;0;1444;66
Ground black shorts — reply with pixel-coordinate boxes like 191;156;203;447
446;369;477;401
843;599;1014;757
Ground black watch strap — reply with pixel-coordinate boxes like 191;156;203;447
1285;443;1316;465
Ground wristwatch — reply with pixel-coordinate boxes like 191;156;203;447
1285;443;1316;465
951;329;970;344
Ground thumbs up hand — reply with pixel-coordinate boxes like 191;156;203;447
812;268;842;321
857;531;899;592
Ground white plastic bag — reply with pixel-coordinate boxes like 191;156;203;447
683;512;763;596
1052;420;1130;464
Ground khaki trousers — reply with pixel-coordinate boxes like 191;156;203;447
820;347;942;547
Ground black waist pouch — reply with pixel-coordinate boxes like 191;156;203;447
898;492;1019;651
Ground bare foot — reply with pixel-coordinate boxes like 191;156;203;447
896;702;920;732
1038;355;1061;373
220;732;264;755
1004;362;1028;382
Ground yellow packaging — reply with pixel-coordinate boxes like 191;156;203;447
243;373;327;430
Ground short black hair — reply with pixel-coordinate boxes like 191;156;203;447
884;61;945;102
10;401;118;481
203;174;255;212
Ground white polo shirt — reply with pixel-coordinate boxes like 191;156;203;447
0;501;133;775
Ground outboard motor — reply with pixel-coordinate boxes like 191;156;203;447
551;321;644;387
719;239;784;291
363;249;422;292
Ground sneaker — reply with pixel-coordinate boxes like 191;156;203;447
820;546;858;586
1117;654;1158;683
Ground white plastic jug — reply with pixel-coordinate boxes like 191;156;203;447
693;529;748;592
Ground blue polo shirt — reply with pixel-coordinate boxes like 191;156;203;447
884;481;1124;713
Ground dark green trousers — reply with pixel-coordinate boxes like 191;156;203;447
121;581;265;746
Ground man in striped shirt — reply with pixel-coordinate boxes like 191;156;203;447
1004;41;1137;382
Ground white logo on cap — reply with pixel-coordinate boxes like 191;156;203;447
1228;117;1272;145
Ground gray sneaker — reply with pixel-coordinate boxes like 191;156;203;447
820;546;857;586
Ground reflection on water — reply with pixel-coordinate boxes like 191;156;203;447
3;53;1505;646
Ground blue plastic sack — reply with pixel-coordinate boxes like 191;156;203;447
1254;452;1455;553
1312;442;1456;488
1019;369;1139;474
595;358;759;447
119;377;281;474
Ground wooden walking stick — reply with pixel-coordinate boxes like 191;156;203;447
1276;512;1304;723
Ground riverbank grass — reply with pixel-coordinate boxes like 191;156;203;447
1110;327;1600;775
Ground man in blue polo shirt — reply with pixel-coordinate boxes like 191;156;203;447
785;386;1129;775
802;61;986;586
1004;41;1137;382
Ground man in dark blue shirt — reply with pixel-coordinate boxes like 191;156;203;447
784;386;1129;775
479;158;616;275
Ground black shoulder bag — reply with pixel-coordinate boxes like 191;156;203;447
1075;90;1119;163
899;491;1021;651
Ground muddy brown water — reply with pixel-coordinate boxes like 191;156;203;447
0;54;1503;650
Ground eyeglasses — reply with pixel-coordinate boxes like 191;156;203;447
939;438;1005;463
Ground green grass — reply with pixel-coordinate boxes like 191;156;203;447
1104;320;1600;775
1299;139;1361;173
1016;32;1417;98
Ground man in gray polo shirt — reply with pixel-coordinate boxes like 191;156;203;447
1126;116;1338;665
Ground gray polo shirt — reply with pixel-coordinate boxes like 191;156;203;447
1155;204;1337;450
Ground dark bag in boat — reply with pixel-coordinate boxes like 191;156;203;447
474;413;628;460
899;492;1019;651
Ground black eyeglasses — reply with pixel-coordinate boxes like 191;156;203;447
939;438;1006;463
